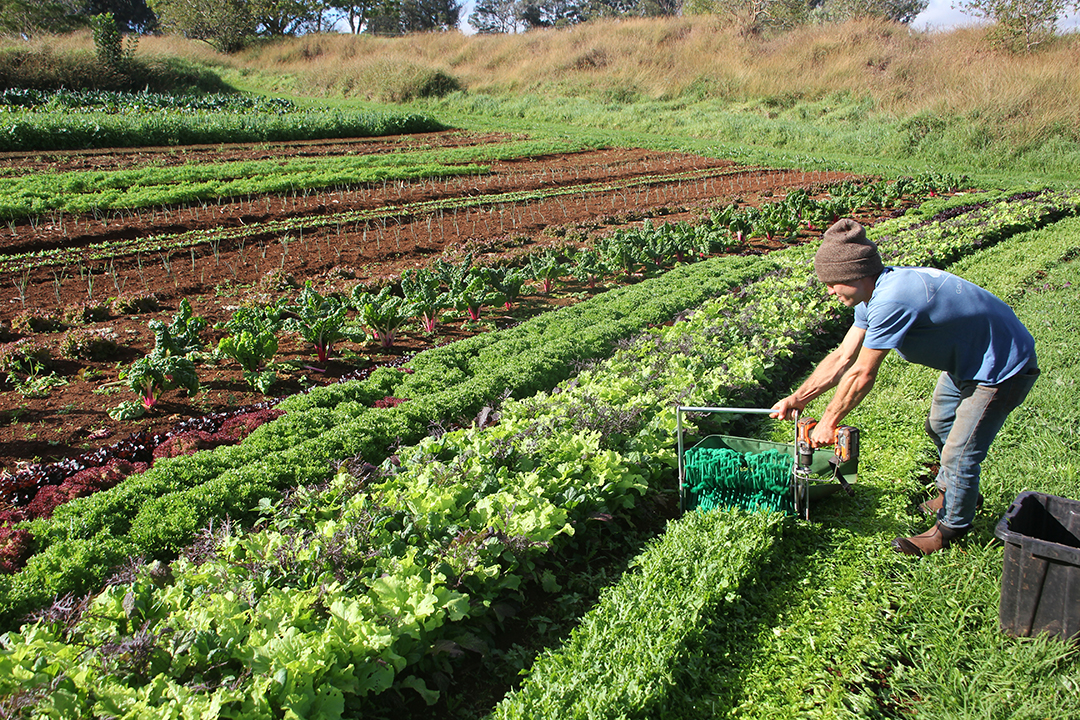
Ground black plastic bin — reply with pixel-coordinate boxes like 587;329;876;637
994;491;1080;640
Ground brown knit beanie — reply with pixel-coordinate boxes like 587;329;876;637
814;219;884;284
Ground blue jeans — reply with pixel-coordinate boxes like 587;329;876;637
924;360;1040;530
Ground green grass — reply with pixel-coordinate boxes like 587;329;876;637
875;220;1080;719
401;93;1080;190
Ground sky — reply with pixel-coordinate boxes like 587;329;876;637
911;0;1078;30
911;0;987;30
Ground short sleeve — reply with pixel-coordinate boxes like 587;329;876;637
854;303;868;329
863;302;919;350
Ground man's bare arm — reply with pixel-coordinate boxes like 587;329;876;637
810;344;890;446
771;324;867;420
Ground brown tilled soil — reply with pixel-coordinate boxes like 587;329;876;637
0;130;868;475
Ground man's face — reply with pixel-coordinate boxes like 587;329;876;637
826;281;865;307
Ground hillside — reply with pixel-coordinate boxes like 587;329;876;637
4;18;1078;180
219;19;1080;181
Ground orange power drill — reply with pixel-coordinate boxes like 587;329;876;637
796;416;858;496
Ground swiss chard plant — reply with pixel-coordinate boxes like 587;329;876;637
432;254;475;294
526;250;565;295
485;265;527;310
216;300;287;393
353;285;412;348
118;353;200;414
286;283;353;362
146;298;207;359
111;299;205;419
401;267;450;333
570;247;603;288
596;233;641;280
451;273;497;322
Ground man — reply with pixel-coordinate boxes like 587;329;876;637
770;219;1039;555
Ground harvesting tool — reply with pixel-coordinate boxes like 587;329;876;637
676;406;860;520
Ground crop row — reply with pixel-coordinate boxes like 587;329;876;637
0;165;735;275
1;188;1076;716
0;89;297;114
493;509;785;718
0;105;445;153
0;170;961;278
0;137;590;222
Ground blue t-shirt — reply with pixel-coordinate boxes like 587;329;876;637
854;267;1035;384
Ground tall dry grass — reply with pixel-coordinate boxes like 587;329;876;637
198;17;1079;144
0;30;234;91
5;19;1078;150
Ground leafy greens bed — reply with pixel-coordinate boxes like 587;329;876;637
0;90;444;152
0;250;771;628
2;187;1078;717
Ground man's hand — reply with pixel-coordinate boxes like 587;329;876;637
770;395;804;421
810;418;838;448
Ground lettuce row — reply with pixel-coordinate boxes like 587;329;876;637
0;389;654;717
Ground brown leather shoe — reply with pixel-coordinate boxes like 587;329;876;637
892;522;971;556
917;492;984;515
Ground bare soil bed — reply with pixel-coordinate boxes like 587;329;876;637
0;130;864;477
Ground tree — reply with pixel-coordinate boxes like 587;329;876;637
400;0;460;31
86;0;158;32
252;0;321;35
953;0;1080;51
329;0;378;31
148;0;255;51
366;0;459;33
519;0;584;27
638;0;680;15
469;0;524;32
820;0;928;23
582;0;649;19
684;0;811;36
